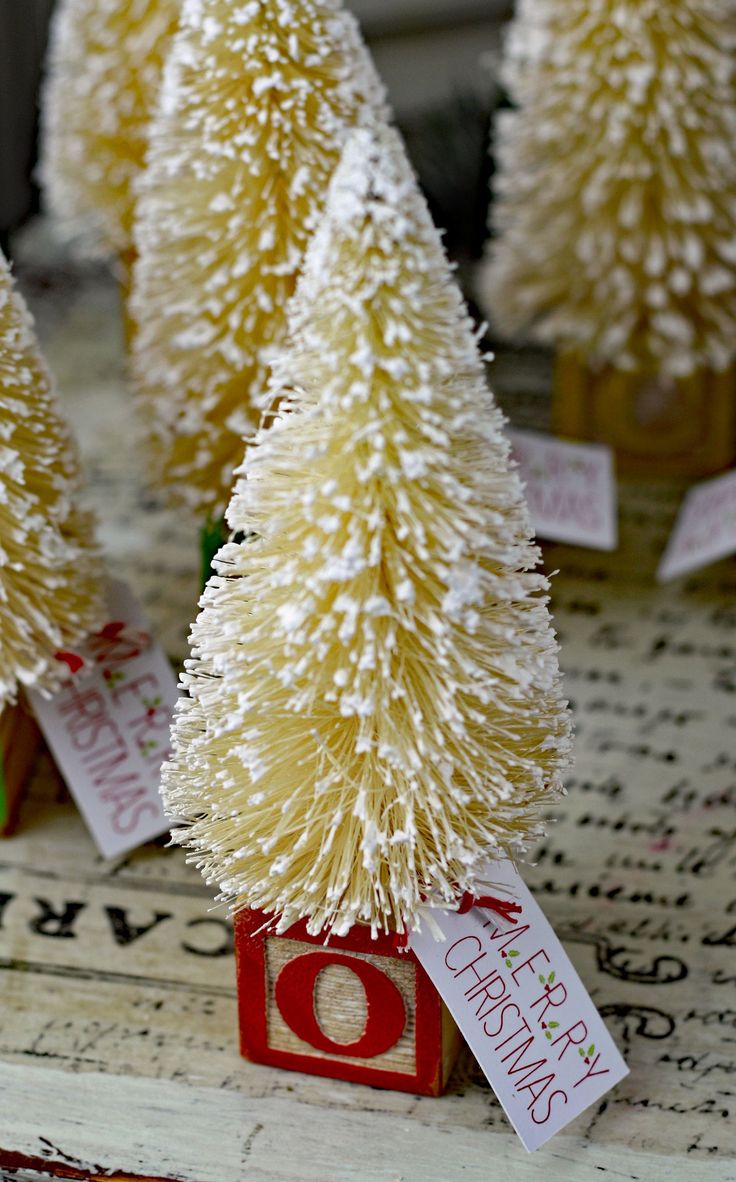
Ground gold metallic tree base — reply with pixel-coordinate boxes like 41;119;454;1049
554;353;736;478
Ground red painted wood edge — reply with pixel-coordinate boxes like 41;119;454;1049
0;702;42;837
236;908;405;956
0;1146;172;1181
234;909;447;1096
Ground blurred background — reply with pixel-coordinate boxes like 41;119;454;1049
1;0;511;260
5;0;730;480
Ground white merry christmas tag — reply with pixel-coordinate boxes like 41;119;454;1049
508;429;617;551
29;580;176;858
410;859;628;1152
658;469;736;582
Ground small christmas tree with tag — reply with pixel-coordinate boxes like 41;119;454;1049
163;123;572;944
480;0;736;474
130;0;386;522
0;253;103;701
40;0;179;258
0;253;104;830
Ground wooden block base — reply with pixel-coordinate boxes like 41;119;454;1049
554;353;736;478
0;699;41;836
235;910;461;1096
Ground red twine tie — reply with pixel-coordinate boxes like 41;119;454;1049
457;892;523;922
392;892;522;951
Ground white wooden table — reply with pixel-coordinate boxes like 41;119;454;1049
1;238;734;1181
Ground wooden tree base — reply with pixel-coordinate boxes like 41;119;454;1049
235;910;461;1095
554;353;736;478
0;699;41;836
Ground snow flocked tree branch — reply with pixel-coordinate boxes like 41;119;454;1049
131;0;387;519
41;0;179;258
481;0;736;379
162;123;573;938
0;252;104;707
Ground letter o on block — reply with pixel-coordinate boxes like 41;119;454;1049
234;910;461;1094
274;951;407;1058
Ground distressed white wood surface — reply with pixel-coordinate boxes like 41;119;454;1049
1;237;735;1180
0;1060;725;1182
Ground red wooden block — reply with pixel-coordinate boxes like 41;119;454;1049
0;699;41;836
235;909;461;1095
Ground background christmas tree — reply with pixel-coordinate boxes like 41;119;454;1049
162;123;572;938
40;0;179;258
480;0;736;379
131;0;386;521
0;252;103;707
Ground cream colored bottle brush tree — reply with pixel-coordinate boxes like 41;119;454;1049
162;122;572;963
40;0;179;262
0;253;104;830
162;122;572;1092
130;0;386;532
480;0;736;476
0;253;103;705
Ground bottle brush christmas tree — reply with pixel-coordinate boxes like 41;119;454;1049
480;0;736;474
40;0;179;258
130;0;386;522
0;252;104;705
162;123;573;943
0;253;104;829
